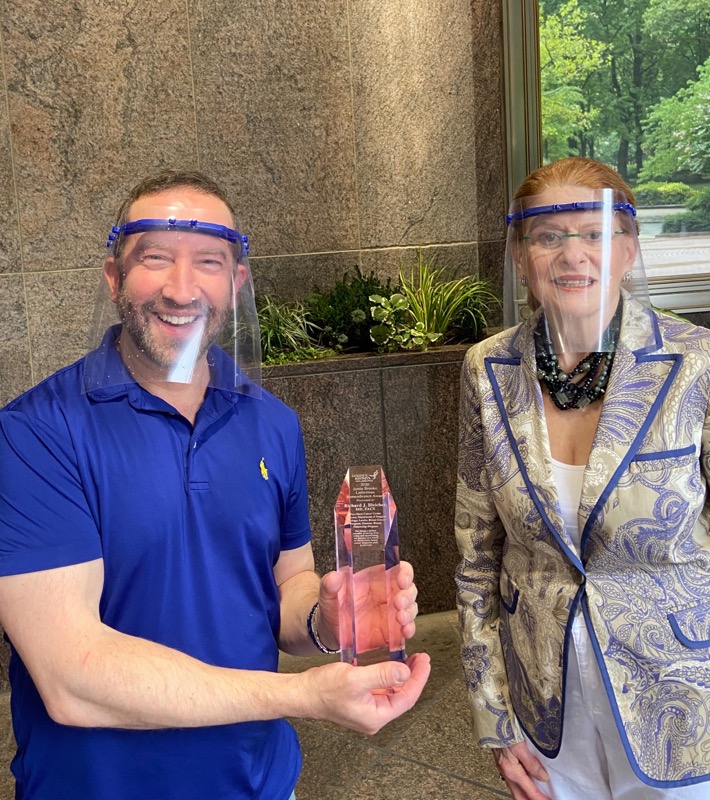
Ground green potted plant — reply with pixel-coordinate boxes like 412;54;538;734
306;267;394;353
257;295;335;365
369;250;498;353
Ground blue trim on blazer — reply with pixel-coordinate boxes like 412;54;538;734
485;356;586;575
500;586;519;615
667;612;710;649
632;444;696;461
634;309;663;356
509;586;586;761
580;350;683;559
582;599;710;787
554;584;586;759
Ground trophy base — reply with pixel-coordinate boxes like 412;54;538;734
351;645;407;668
354;646;408;694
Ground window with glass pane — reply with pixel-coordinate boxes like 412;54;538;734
539;0;710;323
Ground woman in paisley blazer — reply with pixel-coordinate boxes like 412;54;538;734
455;157;710;800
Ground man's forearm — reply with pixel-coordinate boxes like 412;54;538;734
41;622;313;729
39;618;431;739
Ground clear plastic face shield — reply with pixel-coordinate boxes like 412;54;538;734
503;187;650;356
84;193;262;398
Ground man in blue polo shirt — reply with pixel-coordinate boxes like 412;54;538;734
0;171;430;799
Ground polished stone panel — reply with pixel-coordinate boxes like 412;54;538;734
24;268;102;383
349;0;478;249
0;275;32;406
190;0;359;257
2;0;198;273
251;251;364;304
470;1;507;243
263;366;386;576
0;65;20;276
382;353;465;613
478;238;506;328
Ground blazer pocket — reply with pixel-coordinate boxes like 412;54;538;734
668;599;710;649
630;445;696;472
500;569;519;615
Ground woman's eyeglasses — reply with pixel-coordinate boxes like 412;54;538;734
522;229;627;250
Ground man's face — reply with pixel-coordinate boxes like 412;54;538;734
103;189;241;375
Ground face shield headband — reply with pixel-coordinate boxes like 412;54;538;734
506;200;637;226
106;217;250;256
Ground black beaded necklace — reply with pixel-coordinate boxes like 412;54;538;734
534;304;622;411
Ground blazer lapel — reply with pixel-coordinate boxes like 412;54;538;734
486;322;584;570
580;303;682;552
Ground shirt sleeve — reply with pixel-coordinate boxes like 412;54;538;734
280;423;312;551
0;409;103;575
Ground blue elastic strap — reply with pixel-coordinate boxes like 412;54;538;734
106;218;249;251
506;201;637;226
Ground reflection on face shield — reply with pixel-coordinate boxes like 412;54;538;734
115;270;231;376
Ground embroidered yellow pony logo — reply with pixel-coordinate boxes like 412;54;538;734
259;458;269;480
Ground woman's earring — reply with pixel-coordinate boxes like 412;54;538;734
622;271;632;284
520;275;529;287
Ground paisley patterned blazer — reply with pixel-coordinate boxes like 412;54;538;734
455;297;710;788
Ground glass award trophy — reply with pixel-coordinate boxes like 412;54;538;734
334;465;406;666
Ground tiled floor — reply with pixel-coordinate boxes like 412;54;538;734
0;611;510;800
280;610;511;800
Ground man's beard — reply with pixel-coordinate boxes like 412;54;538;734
117;287;229;372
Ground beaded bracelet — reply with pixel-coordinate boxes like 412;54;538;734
307;601;340;654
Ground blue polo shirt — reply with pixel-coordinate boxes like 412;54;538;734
0;330;312;799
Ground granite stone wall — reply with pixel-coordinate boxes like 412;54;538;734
263;345;469;615
0;0;506;407
0;0;507;633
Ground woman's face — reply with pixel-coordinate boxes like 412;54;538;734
517;184;637;334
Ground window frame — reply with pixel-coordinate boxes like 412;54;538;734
502;0;542;207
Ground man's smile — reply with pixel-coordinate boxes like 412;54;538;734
156;313;200;326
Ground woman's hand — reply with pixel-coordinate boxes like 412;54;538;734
492;742;551;800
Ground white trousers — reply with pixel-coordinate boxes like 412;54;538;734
524;614;710;800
